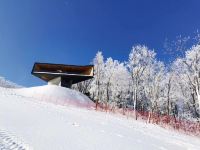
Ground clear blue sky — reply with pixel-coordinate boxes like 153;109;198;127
0;0;200;87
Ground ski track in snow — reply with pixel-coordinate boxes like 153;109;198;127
0;130;30;150
0;87;200;150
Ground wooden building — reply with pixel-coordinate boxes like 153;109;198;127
32;62;94;88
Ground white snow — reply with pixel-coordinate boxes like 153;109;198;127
15;85;95;108
0;86;200;150
0;76;22;88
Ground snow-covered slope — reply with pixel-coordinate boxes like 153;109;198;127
15;85;95;108
0;76;22;88
0;86;200;150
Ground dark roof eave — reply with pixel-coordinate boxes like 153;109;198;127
32;71;93;77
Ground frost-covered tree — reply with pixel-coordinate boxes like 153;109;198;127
72;80;93;96
143;60;165;122
89;51;105;109
103;58;118;108
91;57;131;110
161;71;181;119
73;39;200;122
109;62;130;109
172;44;200;118
0;76;22;88
127;45;156;119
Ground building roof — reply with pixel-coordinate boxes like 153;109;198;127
32;62;94;84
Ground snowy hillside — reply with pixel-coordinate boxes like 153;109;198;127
16;85;94;108
0;86;200;150
0;76;22;88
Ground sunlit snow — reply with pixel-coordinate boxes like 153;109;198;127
0;85;199;150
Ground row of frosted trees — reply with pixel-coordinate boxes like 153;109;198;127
74;43;200;121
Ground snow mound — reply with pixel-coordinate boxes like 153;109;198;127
15;85;94;108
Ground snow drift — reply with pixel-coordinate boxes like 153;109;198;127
15;85;95;108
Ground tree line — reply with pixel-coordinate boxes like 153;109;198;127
73;36;200;121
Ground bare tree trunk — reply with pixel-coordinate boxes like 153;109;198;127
195;86;200;117
147;111;152;123
133;88;138;120
96;81;100;110
191;93;199;118
167;77;172;116
106;82;110;112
